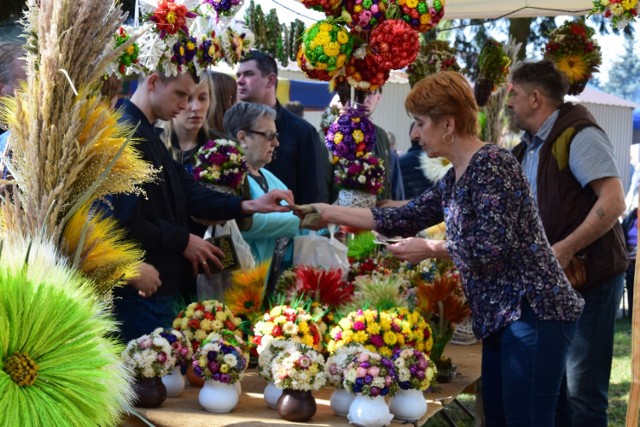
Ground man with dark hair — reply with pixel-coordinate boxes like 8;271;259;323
236;50;329;204
509;59;628;427
107;70;293;342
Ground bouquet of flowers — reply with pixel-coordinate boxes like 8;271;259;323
258;339;292;381
191;338;247;384
224;261;270;324
392;348;437;391
367;20;419;71
328;308;432;357
172;300;244;351
275;265;354;307
203;0;243;20
202;329;251;361
591;0;639;28
342;349;398;397
407;40;460;88
543;21;601;95
325;343;366;388
110;26;141;76
474;38;511;107
345;45;391;91
325;105;376;160
393;0;445;33
122;333;176;378
252;304;323;354
334;153;385;196
302;20;354;78
195;31;224;72
193;139;247;192
151;328;193;372
220;27;255;66
271;342;327;391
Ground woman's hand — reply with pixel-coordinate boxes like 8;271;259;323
387;237;449;264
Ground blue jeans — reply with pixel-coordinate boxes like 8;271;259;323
113;294;180;343
555;274;624;427
482;301;577;427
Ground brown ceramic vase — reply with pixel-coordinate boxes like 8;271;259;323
276;389;317;422
134;376;167;408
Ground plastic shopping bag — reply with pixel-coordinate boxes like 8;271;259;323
292;225;349;275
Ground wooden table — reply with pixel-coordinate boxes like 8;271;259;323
120;343;481;427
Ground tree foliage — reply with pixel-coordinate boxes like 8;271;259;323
601;35;640;103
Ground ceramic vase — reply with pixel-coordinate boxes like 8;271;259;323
235;380;242;396
199;380;239;413
330;388;355;417
276;389;317;422
337;189;377;208
348;394;394;427
264;381;283;409
161;366;185;398
186;365;205;388
134;376;167;408
389;388;427;422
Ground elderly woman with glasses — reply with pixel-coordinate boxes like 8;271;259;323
223;102;300;280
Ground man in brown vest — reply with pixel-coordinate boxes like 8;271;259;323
509;60;628;427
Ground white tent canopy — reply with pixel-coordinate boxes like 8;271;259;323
443;0;593;19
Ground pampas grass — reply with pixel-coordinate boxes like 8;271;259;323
0;0;156;288
0;237;135;427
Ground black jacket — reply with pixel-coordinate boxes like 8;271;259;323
399;143;434;200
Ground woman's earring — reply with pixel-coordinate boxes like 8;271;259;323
442;133;454;144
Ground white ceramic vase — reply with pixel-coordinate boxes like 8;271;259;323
235;380;242;396
161;366;185;398
389;388;427;422
348;394;394;427
199;380;239;413
330;388;355;417
264;381;283;409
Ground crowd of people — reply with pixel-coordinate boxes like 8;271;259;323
0;37;634;426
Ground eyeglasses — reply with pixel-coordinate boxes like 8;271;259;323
246;129;279;141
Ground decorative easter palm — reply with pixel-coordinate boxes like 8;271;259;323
474;38;511;107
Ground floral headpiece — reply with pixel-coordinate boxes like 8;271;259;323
172;299;244;351
392;348;437;391
591;0;639;29
302;20;354;78
407;40;460;88
325;105;376;160
193;139;248;192
191;338;247;383
122;333;176;378
543;21;601;95
333;153;385;196
271;341;327;391
342;349;398;397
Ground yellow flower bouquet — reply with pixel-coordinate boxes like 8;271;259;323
252;305;324;354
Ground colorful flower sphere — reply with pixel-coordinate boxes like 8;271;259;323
368;19;420;71
591;0;639;29
343;0;390;32
196;32;223;73
325;105;376;160
302;21;354;77
297;47;334;81
300;0;344;17
149;0;197;38
171;36;198;73
345;46;390;91
396;0;445;33
113;27;140;76
252;305;324;354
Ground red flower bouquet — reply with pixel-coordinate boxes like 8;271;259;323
368;19;419;71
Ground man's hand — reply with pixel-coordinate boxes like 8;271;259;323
129;262;161;298
241;189;294;214
182;233;225;276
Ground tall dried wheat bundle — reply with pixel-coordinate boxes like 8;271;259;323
0;0;157;292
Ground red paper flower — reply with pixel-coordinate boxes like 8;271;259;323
345;47;390;91
368;19;419;71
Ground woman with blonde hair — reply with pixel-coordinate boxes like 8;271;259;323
295;71;584;426
207;71;237;135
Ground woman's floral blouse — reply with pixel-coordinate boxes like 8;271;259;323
372;144;584;339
